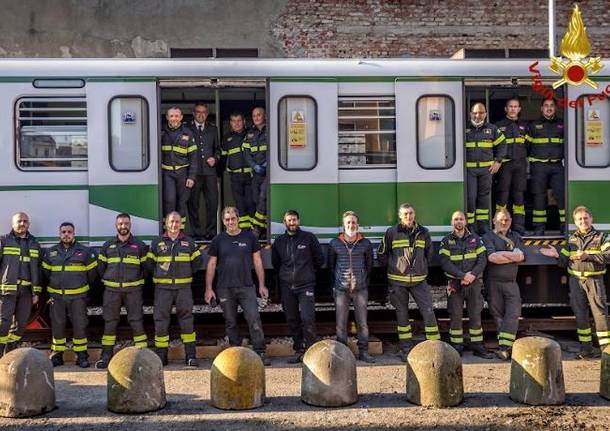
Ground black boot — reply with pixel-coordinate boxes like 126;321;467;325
471;343;493;359
4;342;19;355
495;346;511;361
398;341;414;362
451;343;464;357
184;343;198;367
50;351;64;367
95;346;114;369
156;348;169;366
76;351;90;368
576;342;599;360
358;351;376;363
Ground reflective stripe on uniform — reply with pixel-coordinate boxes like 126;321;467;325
425;325;441;341
47;285;90;295
466;161;494;168
73;337;88;352
42;262;97;272
153;277;193;285
577;327;592;342
155;335;170;348
103;279;145;288
180;332;197;343
449;328;464;344
469;327;484;342
397;325;412;340
388;273;427;283
567;268;607;278
161;163;189;171
102;335;117;346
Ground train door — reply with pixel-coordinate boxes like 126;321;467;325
394;80;464;240
86;80;159;244
566;81;610;230
269;79;339;240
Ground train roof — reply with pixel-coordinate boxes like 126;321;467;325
0;58;604;80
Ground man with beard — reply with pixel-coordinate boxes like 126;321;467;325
439;211;491;358
95;213;149;369
271;210;323;363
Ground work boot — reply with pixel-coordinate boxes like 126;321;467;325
575;342;600;360
471;344;493;359
76;351;90;368
259;352;271;366
4;342;19;355
532;227;545;237
495;346;511;361
156;348;169;366
358;351;376;363
184;343;199;367
287;351;304;364
397;342;414;362
50;352;64;367
95;346;114;369
451;343;464;357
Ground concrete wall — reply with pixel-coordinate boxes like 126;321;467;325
1;0;609;58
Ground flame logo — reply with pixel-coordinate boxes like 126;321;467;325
550;4;603;89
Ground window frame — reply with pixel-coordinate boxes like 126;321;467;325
415;94;457;170
108;95;151;173
277;95;318;171
14;96;88;172
575;94;610;169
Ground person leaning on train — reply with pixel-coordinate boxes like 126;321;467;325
0;212;42;359
540;206;610;359
42;222;97;368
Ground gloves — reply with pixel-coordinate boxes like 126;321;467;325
253;164;266;175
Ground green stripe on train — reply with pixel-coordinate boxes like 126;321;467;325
89;185;159;221
569;181;610;222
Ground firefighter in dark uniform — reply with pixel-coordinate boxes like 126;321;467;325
482;208;525;360
494;97;529;234
378;203;441;361
42;222;97;368
221;112;254;229
466;103;506;234
0;212;41;358
95;213;149;369
148;211;202;366
242;107;268;237
528;98;565;235
439;211;491;358
187;103;220;240
541;206;610;359
161;106;198;229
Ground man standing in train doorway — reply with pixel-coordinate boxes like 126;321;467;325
221;112;255;229
465;103;506;235
187;103;219;240
494;97;528;235
161;107;198;229
528;98;565;236
243;107;268;239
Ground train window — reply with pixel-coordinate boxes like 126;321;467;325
109;96;150;171
416;95;455;169
16;97;87;171
576;96;610;168
278;96;317;170
338;96;396;168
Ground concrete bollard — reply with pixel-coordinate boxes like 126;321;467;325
0;348;56;417
600;345;610;400
301;339;358;407
210;346;265;410
509;336;565;405
107;347;166;413
406;340;463;407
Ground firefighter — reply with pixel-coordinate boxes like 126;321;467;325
161;106;198;229
148;211;202;367
439;211;491;358
541;206;610;359
494;97;529;234
42;222;97;368
0;212;41;358
242;107;268;238
95;213;149;369
187;103;220;240
221;111;254;229
482;208;525;360
378;203;441;362
528;98;565;236
466;103;506;234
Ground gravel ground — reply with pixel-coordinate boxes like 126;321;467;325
1;342;609;431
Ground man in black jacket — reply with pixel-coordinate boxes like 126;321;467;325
187;103;219;240
271;209;323;363
329;211;375;363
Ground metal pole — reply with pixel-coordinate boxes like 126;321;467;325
549;0;556;57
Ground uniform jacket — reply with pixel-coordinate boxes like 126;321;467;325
378;223;433;287
271;228;323;291
42;241;97;298
0;231;41;294
161;124;198;179
559;227;610;279
221;129;250;173
495;117;529;161
439;230;487;280
98;235;149;292
483;230;525;282
328;233;373;292
242;125;267;172
147;232;202;289
188;121;219;176
527;116;564;162
465;122;506;166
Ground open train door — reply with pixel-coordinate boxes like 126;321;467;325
566;81;610;231
86;80;160;245
394;80;464;241
269;79;339;240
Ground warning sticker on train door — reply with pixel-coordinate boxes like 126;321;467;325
289;111;306;147
585;109;603;145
